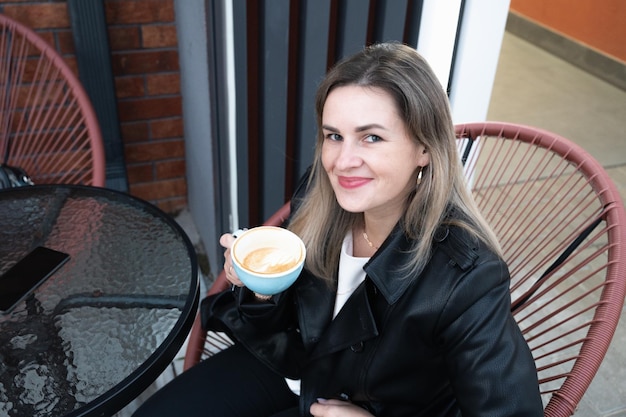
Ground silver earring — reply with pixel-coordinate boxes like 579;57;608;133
416;167;423;186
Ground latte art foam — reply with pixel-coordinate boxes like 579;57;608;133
242;247;300;274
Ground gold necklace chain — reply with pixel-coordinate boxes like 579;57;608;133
362;232;379;250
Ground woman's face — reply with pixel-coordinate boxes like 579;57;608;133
321;85;429;220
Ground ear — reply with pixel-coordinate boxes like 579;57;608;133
417;146;430;167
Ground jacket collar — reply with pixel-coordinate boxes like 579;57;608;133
364;225;416;305
365;217;480;305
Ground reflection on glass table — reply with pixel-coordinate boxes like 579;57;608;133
0;185;199;417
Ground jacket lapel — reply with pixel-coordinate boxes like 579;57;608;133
308;282;379;359
365;226;416;304
295;270;335;350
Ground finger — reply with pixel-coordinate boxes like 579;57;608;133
223;255;243;287
310;399;372;417
223;246;231;262
225;266;243;287
316;399;348;406
309;402;323;417
219;233;236;249
310;398;343;416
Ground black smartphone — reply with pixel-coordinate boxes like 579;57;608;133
0;246;70;313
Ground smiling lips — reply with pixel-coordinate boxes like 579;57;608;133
337;176;372;189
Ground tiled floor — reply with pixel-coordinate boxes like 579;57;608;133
488;32;626;417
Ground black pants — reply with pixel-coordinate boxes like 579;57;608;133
132;343;300;417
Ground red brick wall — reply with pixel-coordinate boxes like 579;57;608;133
0;0;187;214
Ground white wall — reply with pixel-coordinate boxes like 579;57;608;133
416;0;463;90
449;0;511;123
416;0;511;123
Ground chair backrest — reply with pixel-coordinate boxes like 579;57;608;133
184;122;626;417
456;122;626;417
0;14;105;186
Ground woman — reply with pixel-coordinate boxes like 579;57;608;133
133;42;543;417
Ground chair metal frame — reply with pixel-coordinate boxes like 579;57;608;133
184;122;626;417
0;13;105;186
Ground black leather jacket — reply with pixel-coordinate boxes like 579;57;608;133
202;215;543;417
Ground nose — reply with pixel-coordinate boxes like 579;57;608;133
334;140;362;170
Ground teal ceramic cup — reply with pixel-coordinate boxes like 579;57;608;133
231;226;306;296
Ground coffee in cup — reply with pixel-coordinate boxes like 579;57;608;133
231;226;306;295
242;247;301;274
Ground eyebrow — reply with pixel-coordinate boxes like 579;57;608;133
321;123;388;132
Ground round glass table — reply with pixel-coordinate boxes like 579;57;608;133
0;185;199;417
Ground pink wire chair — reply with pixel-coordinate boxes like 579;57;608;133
184;122;626;417
455;122;626;416
0;14;105;186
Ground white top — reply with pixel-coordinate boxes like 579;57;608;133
334;231;369;317
286;232;369;395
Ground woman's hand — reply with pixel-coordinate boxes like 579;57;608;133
310;398;374;417
220;233;243;288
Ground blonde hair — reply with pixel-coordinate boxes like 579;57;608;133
288;42;501;280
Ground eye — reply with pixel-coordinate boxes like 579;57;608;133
325;132;342;141
364;134;383;143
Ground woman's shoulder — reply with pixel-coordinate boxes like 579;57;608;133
423;224;510;319
433;216;503;272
